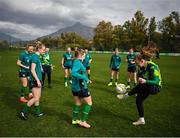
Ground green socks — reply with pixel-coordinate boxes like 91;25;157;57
64;77;68;83
81;104;92;122
88;74;90;80
69;76;72;81
20;86;28;97
22;104;30;113
22;104;41;115
35;105;41;115
72;104;80;121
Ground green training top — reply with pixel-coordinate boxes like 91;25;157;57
83;53;92;67
63;52;73;67
30;53;42;81
40;53;52;66
127;53;136;67
109;54;122;69
71;59;88;92
138;61;162;87
18;51;32;73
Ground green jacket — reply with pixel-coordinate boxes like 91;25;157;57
40;53;52;66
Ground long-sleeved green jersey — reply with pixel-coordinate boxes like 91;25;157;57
138;61;162;87
40;53;52;66
71;59;88;92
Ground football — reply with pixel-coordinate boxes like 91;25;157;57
116;83;127;94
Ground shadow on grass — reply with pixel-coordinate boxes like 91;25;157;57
43;105;72;124
92;104;133;122
1;86;19;109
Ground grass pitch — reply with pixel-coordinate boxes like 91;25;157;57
0;50;180;136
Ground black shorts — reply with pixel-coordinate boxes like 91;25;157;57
112;68;119;72
127;66;136;73
149;85;161;95
19;72;30;78
64;65;71;70
30;80;43;89
86;66;90;70
72;89;90;98
129;84;160;96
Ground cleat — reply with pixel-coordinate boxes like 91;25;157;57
69;80;72;84
79;121;91;128
87;80;92;84
48;85;52;88
37;112;44;117
132;119;145;126
65;82;68;87
20;111;28;120
72;120;80;125
108;82;113;86
19;97;28;103
28;93;33;98
115;82;118;86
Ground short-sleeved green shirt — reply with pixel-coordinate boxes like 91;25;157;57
110;54;122;69
83;53;92;67
63;52;73;67
30;53;42;81
18;51;32;73
127;53;136;67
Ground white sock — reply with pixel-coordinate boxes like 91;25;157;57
139;117;145;122
124;93;129;98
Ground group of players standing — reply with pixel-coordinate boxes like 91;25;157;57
17;41;162;128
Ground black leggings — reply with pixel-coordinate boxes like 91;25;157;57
128;84;159;117
42;65;51;86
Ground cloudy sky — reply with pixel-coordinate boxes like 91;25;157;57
0;0;179;40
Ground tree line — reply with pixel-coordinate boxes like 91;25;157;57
1;10;179;52
93;11;180;52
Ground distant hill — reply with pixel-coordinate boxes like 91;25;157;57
0;32;21;43
39;22;94;40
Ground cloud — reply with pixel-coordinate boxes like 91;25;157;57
0;0;179;40
0;21;58;40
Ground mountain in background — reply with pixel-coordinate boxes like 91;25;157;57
0;32;21;43
39;22;94;40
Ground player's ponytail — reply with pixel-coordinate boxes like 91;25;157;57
35;41;44;51
74;48;84;59
136;45;158;61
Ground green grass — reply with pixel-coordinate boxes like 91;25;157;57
0;50;180;136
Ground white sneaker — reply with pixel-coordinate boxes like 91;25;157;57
117;94;128;100
126;85;130;89
87;80;92;84
65;82;68;87
69;80;72;84
132;119;145;126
